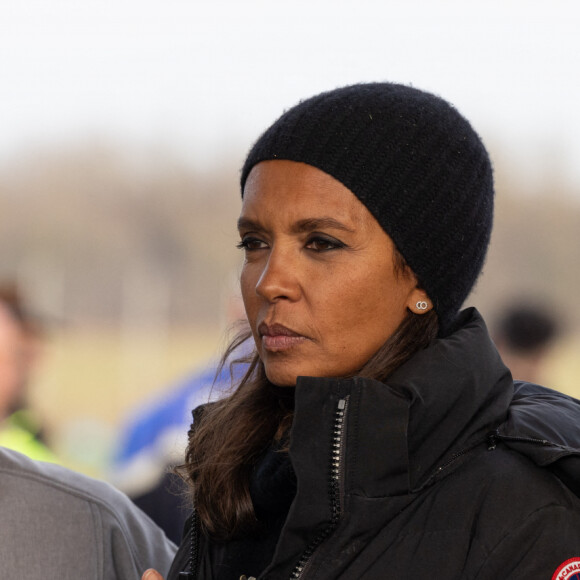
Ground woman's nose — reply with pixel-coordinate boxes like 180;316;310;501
255;249;300;303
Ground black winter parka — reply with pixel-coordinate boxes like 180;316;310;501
169;309;580;579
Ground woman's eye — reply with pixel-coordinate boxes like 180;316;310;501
236;237;267;251
306;236;344;252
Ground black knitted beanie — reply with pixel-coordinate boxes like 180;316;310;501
240;83;494;334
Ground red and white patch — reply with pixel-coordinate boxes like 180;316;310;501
552;558;580;580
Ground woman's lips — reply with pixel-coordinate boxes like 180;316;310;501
258;323;307;351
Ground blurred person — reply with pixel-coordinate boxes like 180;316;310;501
0;446;176;579
112;365;226;545
113;292;249;544
0;283;56;462
144;83;580;580
493;302;561;383
0;288;177;578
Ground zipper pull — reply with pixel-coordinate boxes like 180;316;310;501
486;430;499;451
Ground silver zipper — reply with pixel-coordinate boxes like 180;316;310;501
290;396;349;579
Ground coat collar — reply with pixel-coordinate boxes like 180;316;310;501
291;308;514;497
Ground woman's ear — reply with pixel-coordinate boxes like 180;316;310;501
407;288;433;315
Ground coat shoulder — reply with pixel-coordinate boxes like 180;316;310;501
0;447;176;578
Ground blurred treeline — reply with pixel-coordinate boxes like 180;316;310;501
1;142;579;475
0;144;242;330
474;158;580;327
2;143;579;328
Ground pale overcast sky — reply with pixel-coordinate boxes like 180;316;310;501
1;0;580;188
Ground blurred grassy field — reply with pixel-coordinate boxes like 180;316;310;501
27;326;224;478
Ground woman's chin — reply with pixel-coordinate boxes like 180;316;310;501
264;366;299;388
264;361;348;386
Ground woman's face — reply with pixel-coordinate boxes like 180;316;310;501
239;160;423;387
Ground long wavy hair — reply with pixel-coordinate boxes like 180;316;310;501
179;251;439;540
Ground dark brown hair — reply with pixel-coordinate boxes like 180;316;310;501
180;252;439;540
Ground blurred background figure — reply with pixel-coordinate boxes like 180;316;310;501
111;366;217;544
0;283;57;462
493;302;561;384
111;291;248;544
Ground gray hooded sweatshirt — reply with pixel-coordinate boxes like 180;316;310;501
0;447;176;579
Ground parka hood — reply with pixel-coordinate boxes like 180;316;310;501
500;381;580;497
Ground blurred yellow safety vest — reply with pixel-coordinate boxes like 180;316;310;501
0;412;58;463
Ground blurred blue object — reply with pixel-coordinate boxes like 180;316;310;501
111;360;247;543
115;366;219;468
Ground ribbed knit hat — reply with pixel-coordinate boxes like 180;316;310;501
240;83;494;334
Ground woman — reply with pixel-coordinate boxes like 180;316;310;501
144;83;580;580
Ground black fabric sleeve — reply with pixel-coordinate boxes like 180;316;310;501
474;504;580;579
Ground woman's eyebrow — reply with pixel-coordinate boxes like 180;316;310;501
237;216;355;234
292;217;355;234
237;217;261;232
